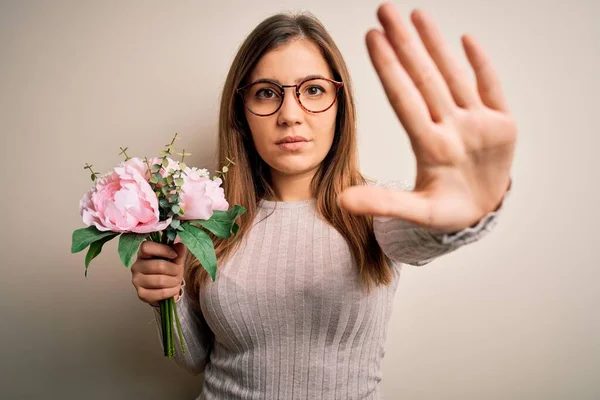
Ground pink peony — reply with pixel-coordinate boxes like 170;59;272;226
79;158;172;233
179;167;229;221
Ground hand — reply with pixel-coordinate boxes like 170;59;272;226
131;241;186;307
338;3;516;233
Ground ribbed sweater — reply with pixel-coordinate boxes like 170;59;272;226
152;179;507;399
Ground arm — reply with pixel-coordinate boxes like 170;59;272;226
151;280;213;375
372;179;510;266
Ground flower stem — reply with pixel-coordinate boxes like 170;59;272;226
166;298;173;357
173;296;186;354
159;298;169;357
154;231;184;358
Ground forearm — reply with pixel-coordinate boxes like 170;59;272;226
372;179;510;266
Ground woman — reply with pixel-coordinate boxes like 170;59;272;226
131;3;515;399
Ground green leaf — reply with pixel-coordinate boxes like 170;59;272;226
178;224;217;281
152;163;162;172
71;226;120;253
191;219;229;239
162;158;169;168
170;219;180;229
84;234;118;276
150;175;158;184
166;175;174;185
171;205;180;214
166;229;177;241
187;205;246;239
175;178;184;186
159;199;170;208
118;233;149;268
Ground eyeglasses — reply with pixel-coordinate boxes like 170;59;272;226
236;76;344;117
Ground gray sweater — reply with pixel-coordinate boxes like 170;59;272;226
152;179;507;399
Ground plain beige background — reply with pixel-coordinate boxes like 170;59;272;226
1;0;598;398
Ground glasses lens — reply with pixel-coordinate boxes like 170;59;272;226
242;82;282;115
298;78;338;112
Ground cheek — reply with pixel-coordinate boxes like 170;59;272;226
314;108;337;147
245;114;274;156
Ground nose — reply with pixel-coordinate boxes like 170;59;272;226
277;86;303;126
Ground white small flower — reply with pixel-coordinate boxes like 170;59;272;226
183;166;211;179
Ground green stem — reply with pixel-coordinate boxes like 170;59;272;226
153;232;172;357
173;296;186;354
159;299;168;357
166;299;173;357
161;230;169;244
169;298;176;356
155;231;183;358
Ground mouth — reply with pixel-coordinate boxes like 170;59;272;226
275;136;309;145
275;136;310;151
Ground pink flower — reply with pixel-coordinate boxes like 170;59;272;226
79;158;172;233
179;167;229;221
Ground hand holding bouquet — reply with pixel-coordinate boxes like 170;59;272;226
71;133;245;357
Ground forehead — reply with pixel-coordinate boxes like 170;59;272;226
249;39;333;83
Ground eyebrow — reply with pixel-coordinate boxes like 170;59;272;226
255;74;328;84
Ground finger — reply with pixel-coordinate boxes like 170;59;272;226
366;29;432;137
137;241;178;260
410;9;480;108
134;273;181;290
171;242;187;267
137;286;181;306
338;186;433;227
377;2;455;121
135;259;181;277
461;34;509;112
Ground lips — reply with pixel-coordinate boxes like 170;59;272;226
275;136;309;144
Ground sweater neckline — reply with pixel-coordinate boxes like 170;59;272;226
258;198;316;209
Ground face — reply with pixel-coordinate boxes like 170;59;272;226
242;39;338;179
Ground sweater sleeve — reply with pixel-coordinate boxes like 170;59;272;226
372;179;511;266
151;280;213;375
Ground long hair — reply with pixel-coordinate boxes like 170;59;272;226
184;11;392;299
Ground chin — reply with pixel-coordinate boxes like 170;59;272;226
268;158;322;176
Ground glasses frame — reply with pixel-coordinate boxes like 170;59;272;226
236;76;344;117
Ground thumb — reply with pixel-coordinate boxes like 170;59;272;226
172;242;188;266
338;185;432;225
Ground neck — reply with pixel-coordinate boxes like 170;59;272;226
267;167;318;202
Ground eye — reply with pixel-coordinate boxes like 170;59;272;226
304;85;325;96
256;88;279;100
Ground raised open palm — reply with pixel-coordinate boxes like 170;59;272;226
338;3;515;233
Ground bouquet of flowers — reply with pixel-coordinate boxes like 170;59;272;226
71;133;245;358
